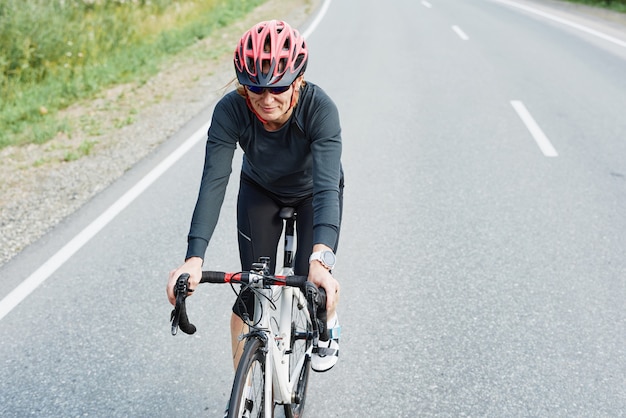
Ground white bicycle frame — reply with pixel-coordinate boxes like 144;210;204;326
247;266;312;417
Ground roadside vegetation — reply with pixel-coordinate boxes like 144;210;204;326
0;0;265;151
1;0;623;153
563;0;626;12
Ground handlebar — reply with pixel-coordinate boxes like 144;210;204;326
200;270;311;288
170;273;196;335
170;269;328;340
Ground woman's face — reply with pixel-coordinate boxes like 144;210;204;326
246;77;303;129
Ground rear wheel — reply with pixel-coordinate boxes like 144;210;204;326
228;337;266;418
283;290;313;418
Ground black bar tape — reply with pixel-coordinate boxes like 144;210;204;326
201;271;226;283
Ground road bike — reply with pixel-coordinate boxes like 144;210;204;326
170;207;328;418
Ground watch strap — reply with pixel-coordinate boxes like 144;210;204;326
309;250;335;270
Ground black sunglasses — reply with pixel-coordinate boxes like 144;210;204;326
245;84;292;95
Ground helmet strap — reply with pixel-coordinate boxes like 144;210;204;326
277;87;298;121
289;88;299;109
244;94;268;124
243;83;301;126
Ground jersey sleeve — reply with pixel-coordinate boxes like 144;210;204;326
185;96;239;260
307;89;343;250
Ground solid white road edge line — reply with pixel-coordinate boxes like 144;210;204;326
511;100;558;157
0;0;335;323
490;0;626;48
302;0;331;39
0;122;209;322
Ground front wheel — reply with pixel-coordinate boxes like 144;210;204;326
284;290;313;418
227;337;266;418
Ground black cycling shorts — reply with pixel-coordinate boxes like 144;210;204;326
232;173;342;319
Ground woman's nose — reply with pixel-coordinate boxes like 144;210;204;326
260;90;274;101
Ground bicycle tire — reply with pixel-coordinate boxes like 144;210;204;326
227;337;266;418
283;289;313;418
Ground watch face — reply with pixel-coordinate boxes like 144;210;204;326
322;251;336;267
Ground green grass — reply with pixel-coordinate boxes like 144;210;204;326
562;0;626;12
0;0;265;150
2;0;622;152
64;139;97;162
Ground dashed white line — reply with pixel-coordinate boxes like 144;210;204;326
452;25;469;40
511;100;558;157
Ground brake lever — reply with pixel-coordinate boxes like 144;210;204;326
170;273;196;335
305;282;329;342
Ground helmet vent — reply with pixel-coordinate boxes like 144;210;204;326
234;20;308;87
263;34;271;52
247;56;255;73
294;54;305;72
261;59;271;76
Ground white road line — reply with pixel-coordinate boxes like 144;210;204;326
422;1;432;8
511;100;558;157
0;122;209;322
490;0;626;48
302;0;332;38
452;25;469;40
0;1;334;323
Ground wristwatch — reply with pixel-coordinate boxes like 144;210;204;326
309;250;336;270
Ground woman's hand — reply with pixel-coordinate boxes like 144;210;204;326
167;257;203;305
307;248;340;317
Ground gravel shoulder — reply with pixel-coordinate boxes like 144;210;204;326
0;0;320;266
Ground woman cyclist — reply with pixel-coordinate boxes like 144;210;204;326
167;20;343;373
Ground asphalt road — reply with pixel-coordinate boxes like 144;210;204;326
1;0;626;416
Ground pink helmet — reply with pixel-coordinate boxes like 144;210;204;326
234;20;308;88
